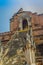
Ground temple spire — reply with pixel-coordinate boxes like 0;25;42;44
18;8;23;13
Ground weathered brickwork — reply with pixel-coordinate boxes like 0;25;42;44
0;8;43;65
0;9;43;45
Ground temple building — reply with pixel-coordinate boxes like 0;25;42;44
0;8;43;65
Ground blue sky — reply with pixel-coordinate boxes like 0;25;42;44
0;0;43;33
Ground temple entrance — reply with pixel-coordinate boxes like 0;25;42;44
36;44;43;56
36;44;43;65
22;19;28;30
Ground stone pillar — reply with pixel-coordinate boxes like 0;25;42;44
24;44;36;65
29;44;33;65
31;47;36;65
24;48;30;64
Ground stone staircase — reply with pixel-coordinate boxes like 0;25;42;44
1;31;29;65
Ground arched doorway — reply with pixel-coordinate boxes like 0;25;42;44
22;19;28;30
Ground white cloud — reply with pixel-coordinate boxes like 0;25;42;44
16;0;43;14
